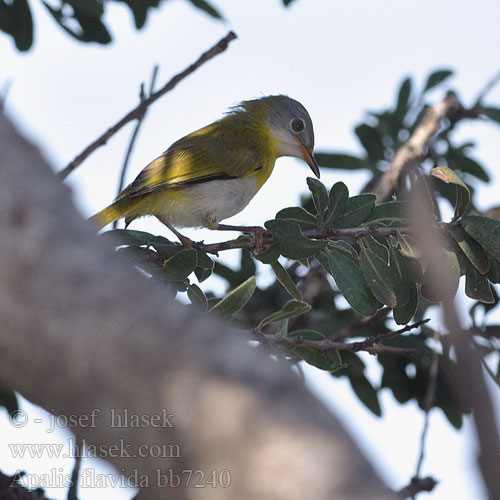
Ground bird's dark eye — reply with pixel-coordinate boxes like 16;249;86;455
290;117;305;133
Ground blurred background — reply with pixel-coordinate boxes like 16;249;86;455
2;0;500;498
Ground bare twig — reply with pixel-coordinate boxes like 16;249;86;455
57;31;237;180
67;442;82;500
190;225;412;255
264;319;429;356
474;67;500;106
331;307;392;342
112;66;159;229
411;329;440;498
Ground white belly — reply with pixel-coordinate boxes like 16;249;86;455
159;176;258;228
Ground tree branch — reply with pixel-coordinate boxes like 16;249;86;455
264;320;429;356
57;31;237;180
372;94;475;203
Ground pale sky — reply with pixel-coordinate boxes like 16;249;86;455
2;0;500;499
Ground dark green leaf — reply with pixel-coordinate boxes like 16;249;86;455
444;224;489;275
324;182;349;227
163;248;197;281
258;300;311;329
349;374;381;416
329;194;376;229
461;216;500;261
488;259;500;283
328;244;382;316
431;166;470;220
187;283;207;309
210;276;256;318
307;177;329;220
482;106;500;126
265;219;326;259
271;261;303;300
359;236;409;308
276;206;318;230
194;247;214;270
394;77;412;121
389;244;418;324
195;267;212;283
465;264;494;303
101;229;172;247
365;201;409;227
355;124;385;160
286;330;342;370
314;152;369;170
186;0;223;19
449;152;490;182
423;69;454;93
254;245;281;264
12;0;33;51
73;9;111;43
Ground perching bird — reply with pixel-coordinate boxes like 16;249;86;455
90;95;319;246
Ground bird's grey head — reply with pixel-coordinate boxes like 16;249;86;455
248;95;319;178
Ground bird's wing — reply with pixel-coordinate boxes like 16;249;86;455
119;122;267;200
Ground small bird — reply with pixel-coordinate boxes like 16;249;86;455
90;95;319;246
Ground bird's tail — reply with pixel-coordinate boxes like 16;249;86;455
89;198;139;229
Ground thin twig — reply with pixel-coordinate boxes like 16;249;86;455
412;329;440;495
58;31;237;180
113;66;159;229
192;225;412;255
331;306;392;342
67;440;83;500
264;319;428;356
474;67;500;107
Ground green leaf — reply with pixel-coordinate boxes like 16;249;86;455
349;374;381;416
420;248;461;302
327;245;382;316
431;166;470;220
389;244;418;325
465;264;494;303
187;283;207;309
324;182;349;227
364;201;409;227
210;276;256;318
185;0;224;19
163;248;198;281
444;224;489;275
314;152;369;170
488;259;500;283
359;236;409;308
355;124;385;160
194;267;212;283
276;206;318;230
307;177;329;220
482;106;500;126
423;69;454;92
286;330;342;371
257;300;311;329
12;0;33;51
329;194;376;229
461;216;500;261
101;229;172;247
271;261;303;300
254;245;281;264
394;76;412;121
449;152;490;182
265;219;327;259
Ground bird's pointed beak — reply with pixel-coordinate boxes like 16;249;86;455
295;137;320;178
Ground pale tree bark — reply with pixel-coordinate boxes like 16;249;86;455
0;109;396;500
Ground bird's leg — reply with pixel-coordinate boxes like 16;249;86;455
156;216;195;248
216;224;268;253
